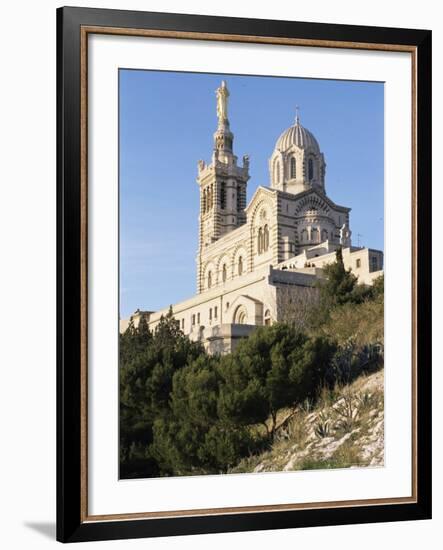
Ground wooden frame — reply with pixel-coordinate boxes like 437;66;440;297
57;6;432;542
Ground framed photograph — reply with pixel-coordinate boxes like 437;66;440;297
57;6;432;543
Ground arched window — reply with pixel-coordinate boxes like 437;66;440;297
263;225;269;252
222;264;227;282
258;228;263;254
290;157;296;179
308;158;314;181
238;256;243;276
264;309;271;326
321;229;328;242
301;228;308;243
220;182;226;209
235;306;247;324
275;161;280;184
311;227;319;243
207;271;212;289
236;184;242;211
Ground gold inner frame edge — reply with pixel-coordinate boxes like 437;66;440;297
79;25;418;523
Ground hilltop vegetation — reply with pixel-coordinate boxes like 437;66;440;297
119;249;384;478
230;369;384;474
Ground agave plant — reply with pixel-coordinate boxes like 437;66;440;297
314;411;332;439
334;393;359;433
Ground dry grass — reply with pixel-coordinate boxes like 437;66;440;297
313;299;384;347
230;369;384;474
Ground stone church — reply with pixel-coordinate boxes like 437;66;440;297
120;81;383;353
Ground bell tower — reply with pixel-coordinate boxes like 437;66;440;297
196;81;250;292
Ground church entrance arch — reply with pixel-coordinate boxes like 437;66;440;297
233;305;248;325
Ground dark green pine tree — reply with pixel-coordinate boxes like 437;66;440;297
154;305;183;348
318;247;358;306
119;305;206;478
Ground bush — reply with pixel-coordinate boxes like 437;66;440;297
150;324;338;474
151;355;262;475
318;248;358;307
289;336;337;401
218;325;308;435
119;307;205;478
311;249;383;329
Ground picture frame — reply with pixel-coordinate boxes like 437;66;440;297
56;6;432;543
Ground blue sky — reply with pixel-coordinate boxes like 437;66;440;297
119;70;384;318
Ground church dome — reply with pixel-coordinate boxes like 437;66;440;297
269;113;326;195
275;118;320;153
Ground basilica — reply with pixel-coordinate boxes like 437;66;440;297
120;81;383;353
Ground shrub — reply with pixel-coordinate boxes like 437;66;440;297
289;336;337;403
119;307;205;478
150;324;338;474
218;325;308;436
314;411;332;439
150;354;265;475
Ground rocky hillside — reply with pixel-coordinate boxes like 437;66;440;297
230;369;384;474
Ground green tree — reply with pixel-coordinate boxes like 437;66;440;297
151;354;258;475
119;315;156;477
218;325;308;437
119;307;205;478
320;248;357;306
119;314;152;365
371;273;384;300
289;336;337;401
151;325;322;474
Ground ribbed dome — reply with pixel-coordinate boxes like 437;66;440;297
275;120;320;153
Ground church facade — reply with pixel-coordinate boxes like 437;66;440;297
120;81;383;354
